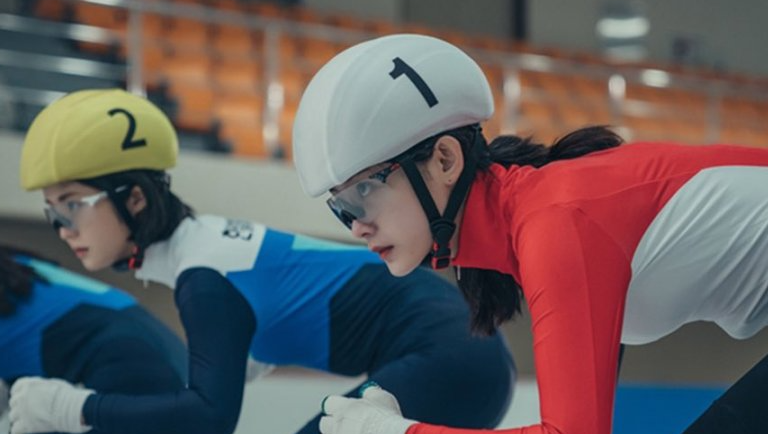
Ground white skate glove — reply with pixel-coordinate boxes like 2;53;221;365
319;383;417;434
9;377;94;434
245;357;276;383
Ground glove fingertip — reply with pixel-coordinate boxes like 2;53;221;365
9;392;21;408
322;395;354;415
321;395;329;415
10;377;36;394
11;421;25;434
319;416;336;434
357;380;380;398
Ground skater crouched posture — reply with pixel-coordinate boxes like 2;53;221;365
9;89;515;434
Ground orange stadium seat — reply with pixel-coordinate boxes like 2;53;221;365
670;120;708;143
508;40;540;55
159;53;212;86
720;96;768;144
210;25;258;58
481;64;504;92
587;103;616;126
483;112;503;138
212;58;263;95
720;125;768;147
327;14;370;31
137;44;169;88
518;98;558;134
279;68;310;104
219;123;267;157
168;84;215;132
266;35;302;63
117;14;166;59
557;100;597;131
215;0;245;12
670;88;709;117
134;13;165;40
213;94;264;126
401;22;435;37
73;2;125;30
34;0;68;21
249;2;285;18
569;76;607;101
518;70;539;89
46;0;768;157
625;84;670;106
623;115;677;142
301;38;339;69
533;71;572;98
72;2;126;55
721;97;763;122
367;19;399;35
473;35;510;52
286;6;325;24
165;18;210;52
213;93;268;156
435;30;470;47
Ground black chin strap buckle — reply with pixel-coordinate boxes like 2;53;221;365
430;219;455;270
430;248;451;269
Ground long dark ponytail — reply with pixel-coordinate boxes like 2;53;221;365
396;125;624;335
0;246;45;317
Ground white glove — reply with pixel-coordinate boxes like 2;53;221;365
245;357;276;383
0;379;9;417
9;377;94;434
319;385;418;434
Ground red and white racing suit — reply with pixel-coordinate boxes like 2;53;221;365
409;142;768;434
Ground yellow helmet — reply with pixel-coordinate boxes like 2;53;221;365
20;88;178;190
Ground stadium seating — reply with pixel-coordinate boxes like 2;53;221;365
36;0;768;157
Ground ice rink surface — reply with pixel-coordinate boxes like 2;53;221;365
0;370;722;434
0;371;539;434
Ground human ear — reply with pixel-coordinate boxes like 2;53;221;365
427;135;465;186
126;186;147;216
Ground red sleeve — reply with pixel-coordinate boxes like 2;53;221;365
408;206;630;434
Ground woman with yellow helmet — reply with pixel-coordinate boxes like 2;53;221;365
9;89;516;434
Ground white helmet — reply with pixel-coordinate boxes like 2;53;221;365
293;33;494;197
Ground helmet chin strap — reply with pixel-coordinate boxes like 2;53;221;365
83;172;171;271
78;179;141;271
398;128;480;269
106;186;144;271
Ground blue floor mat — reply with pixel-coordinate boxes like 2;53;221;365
613;384;725;434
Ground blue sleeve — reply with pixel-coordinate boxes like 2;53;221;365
82;268;256;434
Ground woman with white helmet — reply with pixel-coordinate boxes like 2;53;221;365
293;34;768;434
8;89;515;434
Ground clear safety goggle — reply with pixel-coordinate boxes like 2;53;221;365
326;163;401;229
44;185;128;232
